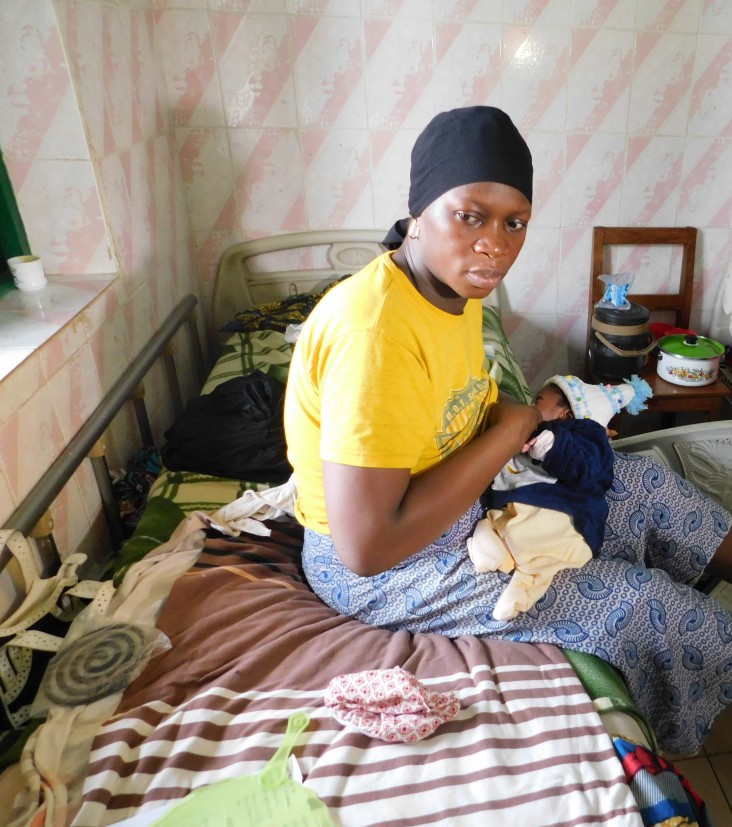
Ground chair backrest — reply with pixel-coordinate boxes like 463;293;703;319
585;226;697;377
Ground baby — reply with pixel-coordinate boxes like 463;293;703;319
467;374;652;621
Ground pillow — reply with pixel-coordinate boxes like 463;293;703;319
482;306;532;403
673;437;732;510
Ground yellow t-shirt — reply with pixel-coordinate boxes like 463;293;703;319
284;251;497;533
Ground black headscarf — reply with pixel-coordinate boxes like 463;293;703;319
383;106;532;249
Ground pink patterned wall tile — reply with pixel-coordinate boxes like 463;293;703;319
78;282;125;346
46;343;103;443
292;15;367;128
8;158;115;276
101;5;139;155
561;133;626;226
502;26;570;132
363;17;434;129
154;9;224;127
503;0;572;26
153;0;208;12
131;8;168;140
364;0;439;17
37;312;89;378
628;31;696;134
176;127;238;232
210;1;286;10
636;0;700;32
60;468;105;561
127;139;157;281
678;137;732;227
150;135;177;269
432;1;503;23
369;129;413;229
556;227;593;315
700;0;732;33
566;27;634;133
571;0;638;29
607;244;681;294
0;1;88;160
434;22;503;110
1;383;67;505
0;353;45;425
124;283;157;361
696;229;732;315
302;129;373;228
528;131;564;228
287;0;361;14
98;151;135;275
194;229;240;337
213;11;297;128
0;472;18;527
503;227;561;314
688;35;732;138
88;303;133;395
59;0;108;160
230;129;307;231
150;255;176;333
619;135;684;225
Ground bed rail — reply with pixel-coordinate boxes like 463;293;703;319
2;294;204;555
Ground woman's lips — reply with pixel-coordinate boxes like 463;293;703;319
466;269;505;290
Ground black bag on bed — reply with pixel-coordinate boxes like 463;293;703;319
160;370;292;483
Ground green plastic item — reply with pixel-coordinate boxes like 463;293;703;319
151;712;334;827
658;334;725;360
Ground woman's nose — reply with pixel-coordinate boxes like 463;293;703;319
473;224;507;256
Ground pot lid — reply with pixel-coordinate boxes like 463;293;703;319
658;334;725;359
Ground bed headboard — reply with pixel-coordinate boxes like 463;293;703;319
213;230;387;332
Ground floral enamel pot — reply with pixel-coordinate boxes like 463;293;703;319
656;334;725;386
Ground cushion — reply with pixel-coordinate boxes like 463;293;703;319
673;437;732;510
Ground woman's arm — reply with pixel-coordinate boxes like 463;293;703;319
323;401;542;576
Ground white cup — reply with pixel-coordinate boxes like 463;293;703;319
7;255;47;292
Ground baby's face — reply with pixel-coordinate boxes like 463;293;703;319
534;385;572;422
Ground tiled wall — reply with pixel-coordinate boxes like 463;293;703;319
0;0;731;556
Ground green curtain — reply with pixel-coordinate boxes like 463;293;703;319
0;149;31;292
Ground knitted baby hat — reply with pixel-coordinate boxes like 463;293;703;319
544;374;653;427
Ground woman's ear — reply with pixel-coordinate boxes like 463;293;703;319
409;220;420;240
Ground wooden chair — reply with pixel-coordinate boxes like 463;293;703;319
585;226;731;429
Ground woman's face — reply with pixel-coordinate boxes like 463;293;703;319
410;181;531;312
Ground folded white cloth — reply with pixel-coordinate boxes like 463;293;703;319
208;475;298;536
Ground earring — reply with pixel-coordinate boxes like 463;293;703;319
409;222;420;240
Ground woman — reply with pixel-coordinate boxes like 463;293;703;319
283;106;732;755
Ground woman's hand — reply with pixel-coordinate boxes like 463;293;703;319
323;400;542;577
486;400;543;453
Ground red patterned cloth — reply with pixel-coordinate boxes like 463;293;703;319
324;667;460;742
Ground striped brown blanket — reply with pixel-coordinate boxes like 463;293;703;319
75;520;641;827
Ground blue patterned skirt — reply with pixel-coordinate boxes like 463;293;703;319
303;452;732;755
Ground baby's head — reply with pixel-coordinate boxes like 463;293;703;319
538;374;653;428
534;383;573;422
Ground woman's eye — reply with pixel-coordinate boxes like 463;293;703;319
456;211;481;225
506;219;528;232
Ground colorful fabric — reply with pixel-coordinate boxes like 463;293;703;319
324;667;460;742
220;276;349;333
285;252;496;533
303;451;732;756
613;736;712;827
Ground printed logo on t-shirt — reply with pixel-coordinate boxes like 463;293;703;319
435;376;491;453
